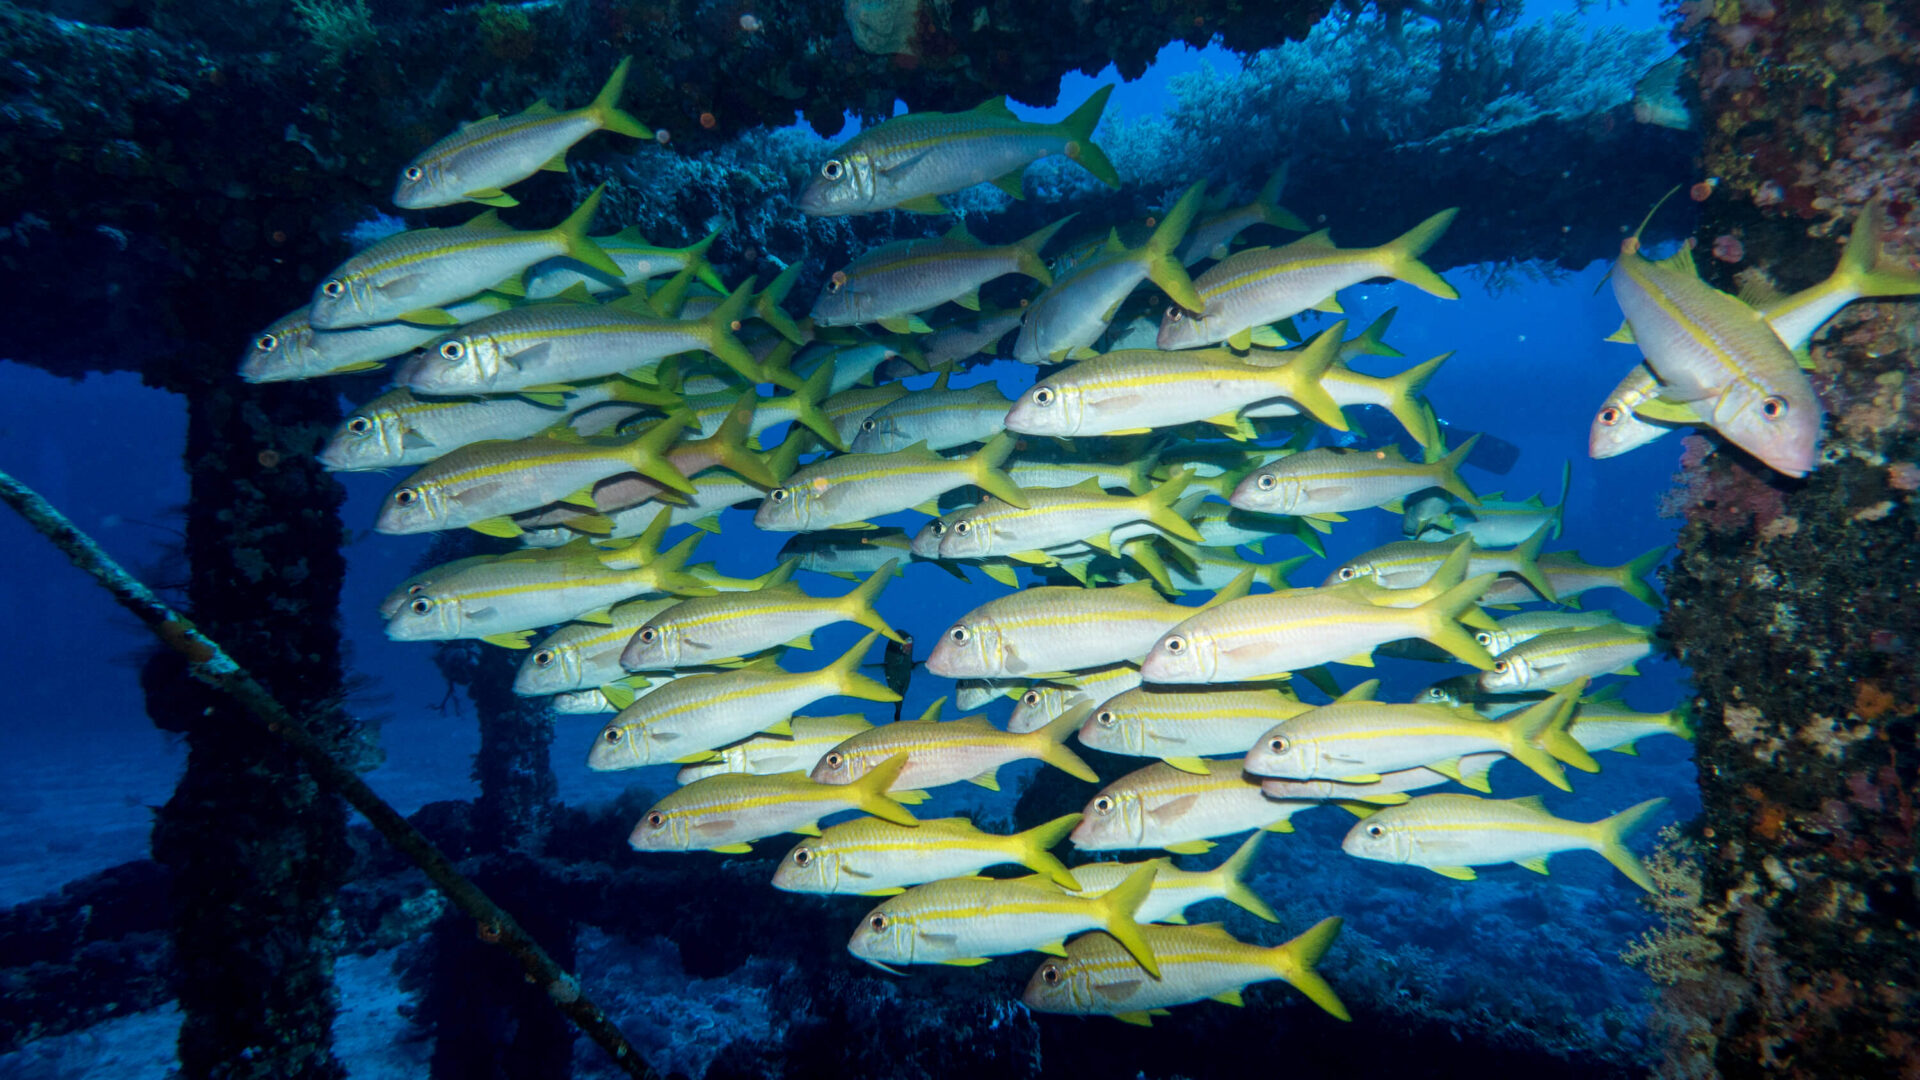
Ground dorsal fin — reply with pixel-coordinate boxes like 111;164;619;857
522;99;557;116
970;96;1019;121
1654;243;1699;278
1291;230;1336;249
1102;228;1126;255
1508;794;1549;813
942;220;978;246
1333;679;1379;704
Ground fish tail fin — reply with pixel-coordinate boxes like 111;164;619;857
1138;468;1204;543
1415;571;1499;669
1141;181;1208;312
827;629;900;702
786;354;847;451
553;185;624;279
1266;916;1350;1021
1381;351;1448;450
588;57;651;139
1551;458;1572;540
1592;796;1669;894
853;752;920;827
1430;432;1482;508
1669;702;1698;742
1350;306;1404;358
1059;84;1120;189
621;411;698;493
1213;832;1279;922
681;229;727;293
1014;813;1085;889
696;278;773;386
1123;537;1179;596
754;261;809;348
1835;199;1920;298
709;393;780;487
1378;207;1460;299
1096;861;1163;978
1035;703;1100;782
841;561;905;642
598;510;672;569
1274;322;1348;431
1264;555;1310;592
1013;215;1076;287
638;527;714;596
1504;680;1587;791
1618;545;1668;607
1510;522;1559;603
968;432;1028;508
1253;163;1309;232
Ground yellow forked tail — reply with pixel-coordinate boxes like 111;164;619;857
1378;208;1460;300
1059;84;1120;189
1268;916;1350;1020
589;57;652;139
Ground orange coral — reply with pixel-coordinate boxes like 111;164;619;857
1854;680;1897;720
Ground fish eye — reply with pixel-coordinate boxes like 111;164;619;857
439;341;465;361
533;649;555;667
1096;710;1116;727
792;848;813;866
1267;735;1288;753
1598;405;1622;426
403;165;424;182
321;280;346;298
1255;474;1277;491
770;488;789;502
645;812;664;829
1041;964;1061;986
638;628;658;644
1493;660;1510;673
953;521;971;534
1031;387;1056;406
824;752;844;769
1366;824;1384;838
394;488;419;506
868;913;887;932
821;160;845;181
1337;566;1357;581
603;727;622;743
409;597;433;615
1761;396;1787;419
929;522;946;536
948;626;969;644
1475;632;1493;647
254;333;279;352
1093;796;1114;814
1165;306;1183;323
1163;636;1186;654
346;416;374;435
1022;690;1042;706
861;419;877;432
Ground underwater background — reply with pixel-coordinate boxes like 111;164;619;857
0;0;1914;1078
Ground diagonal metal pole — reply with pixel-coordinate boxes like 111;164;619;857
0;468;658;1080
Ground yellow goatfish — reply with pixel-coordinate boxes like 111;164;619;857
1158;208;1458;350
621;562;903;668
809;699;1098;792
771;813;1082;895
1023;918;1349;1025
587;631;898;770
629;752;920;854
847;861;1164;975
1243;679;1597;793
1342;792;1668;891
675;714;876;785
1065;831;1277;924
1070;758;1317;855
394;57;651;209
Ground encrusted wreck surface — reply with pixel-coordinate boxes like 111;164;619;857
1649;2;1920;1077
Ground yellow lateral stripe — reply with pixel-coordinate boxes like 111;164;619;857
354;232;556;279
1202;251;1383;302
415;111;592;166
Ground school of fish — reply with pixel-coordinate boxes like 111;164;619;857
242;62;1920;1028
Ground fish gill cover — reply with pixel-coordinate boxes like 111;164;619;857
0;0;1916;1078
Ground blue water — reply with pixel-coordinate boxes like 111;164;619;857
0;4;1699;1073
